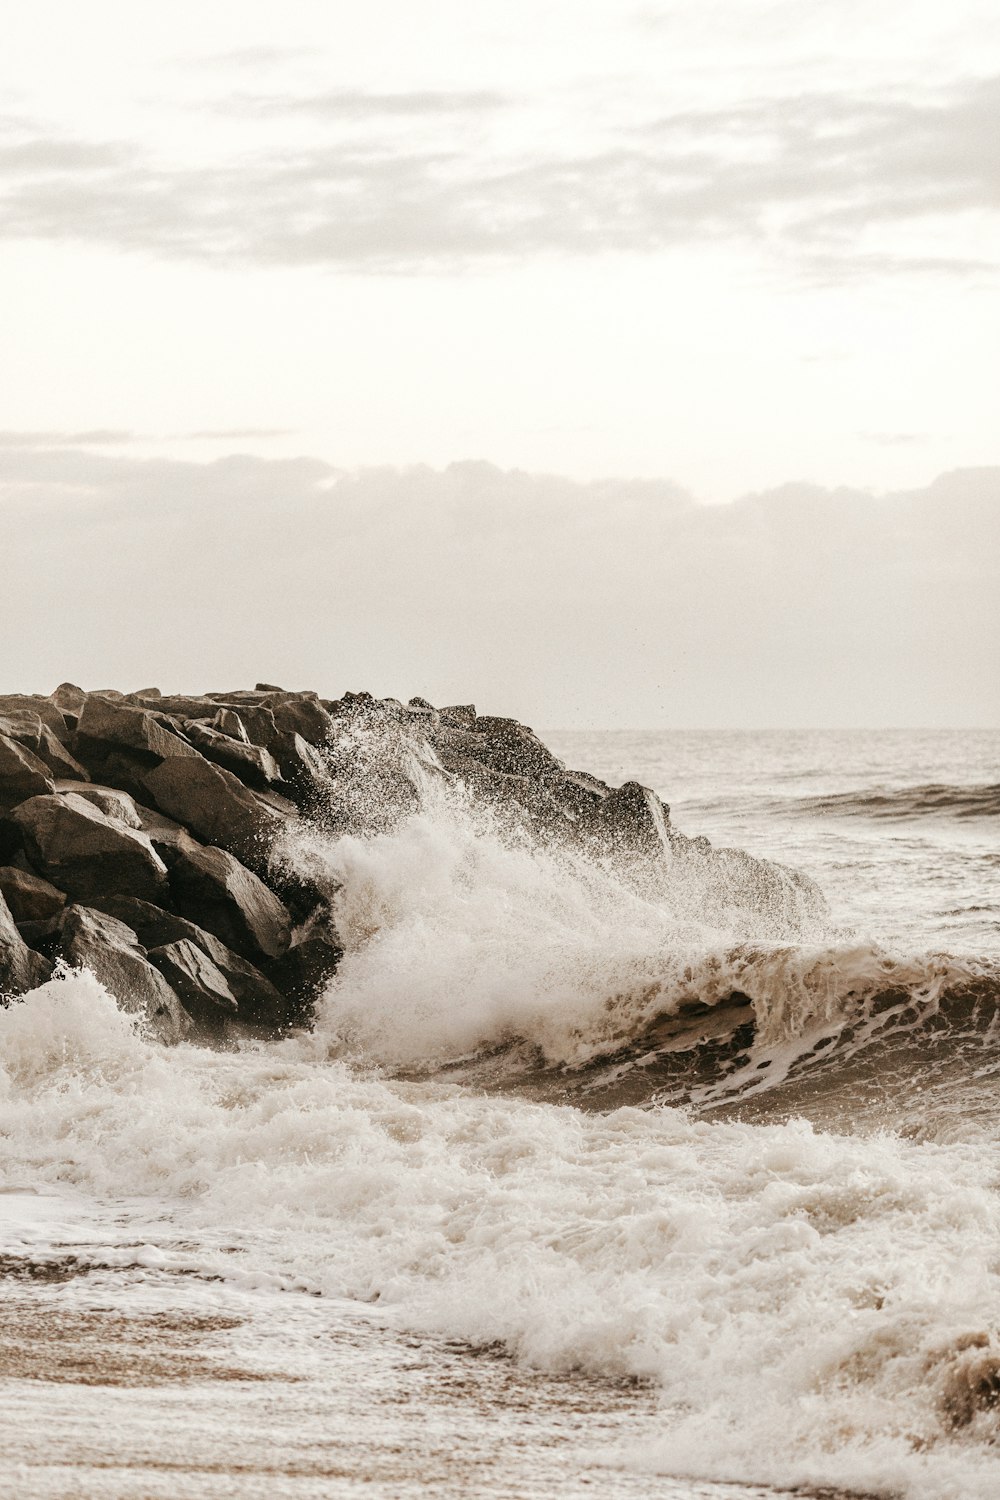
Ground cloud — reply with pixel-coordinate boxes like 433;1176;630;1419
0;428;135;448
0;74;996;276
2;451;997;728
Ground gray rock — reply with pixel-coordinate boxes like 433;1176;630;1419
0;888;52;996
147;939;239;1028
49;682;87;721
52;781;143;828
469;717;565;780
185;722;282;788
73;695;200;773
0;714;90;781
166;841;292;962
141;755;282;870
12;792;169;903
0;866;66;923
89;896;285;1027
58;905;191;1043
0;696;71;743
581;780;672;859
439;704;477;729
210;708;250;743
0;734;55;808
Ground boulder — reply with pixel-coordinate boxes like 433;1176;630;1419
184;722;282;789
0;714;89;781
50;682;87;722
439;704;477;729
263;925;342;1023
12;793;169;903
58;905;191;1043
269;696;333;748
146;940;239;1029
89;896;285;1027
141;756;281;869
0;734;55;808
581;781;672;859
210;708;250;743
52;781;143;828
0;696;70;742
73;696;200;773
0;866;66;923
461;717;564;781
0;888;52;996
165;841;292;962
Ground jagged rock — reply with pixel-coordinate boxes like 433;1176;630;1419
210;708;250;742
269;696;333;748
53;781;143;828
127;694;217;718
73;695;200;773
0;713;89;781
0;866;66;923
141;755;281;868
466;717;564;780
58;905;191;1043
50;682;87;722
89;896;285;1027
165;841;292;962
147;940;239;1028
0;696;70;742
263;924;342;1023
439;703;477;729
0;734;55;807
185;722;282;789
12;793;169;903
0;888;52;996
581;780;671;859
408;696;435;711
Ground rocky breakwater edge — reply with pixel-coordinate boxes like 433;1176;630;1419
0;682;825;1047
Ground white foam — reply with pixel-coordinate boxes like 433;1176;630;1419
3;973;1000;1496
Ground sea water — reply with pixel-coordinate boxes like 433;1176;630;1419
1;728;999;1499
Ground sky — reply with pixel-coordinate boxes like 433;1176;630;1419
2;1;998;726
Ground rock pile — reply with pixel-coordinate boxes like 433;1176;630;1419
1;683;824;1041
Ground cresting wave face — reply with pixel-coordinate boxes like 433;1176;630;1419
280;732;1000;1122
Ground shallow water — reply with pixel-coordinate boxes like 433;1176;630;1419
3;728;1000;1498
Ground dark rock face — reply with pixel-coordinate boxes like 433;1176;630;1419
0;734;55;807
12;793;169;904
264;924;342;1024
74;696;200;771
165;841;292;962
184;723;282;789
0;866;66;924
58;905;191;1043
0;888;52;996
581;780;672;860
89;896;285;1028
147;940;239;1029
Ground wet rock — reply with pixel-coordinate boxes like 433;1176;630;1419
11;792;169;904
0;888;52;996
58;905;191;1043
141;755;281;869
581;780;672;859
147;940;239;1029
466;717;565;781
185;722;282;789
0;734;55;808
0;866;66;924
268;695;333;748
165;841;292;962
439;703;477;729
89;896;285;1027
263;923;342;1024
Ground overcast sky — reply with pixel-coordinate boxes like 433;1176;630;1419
2;2;998;725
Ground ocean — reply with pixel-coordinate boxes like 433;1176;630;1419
2;727;999;1499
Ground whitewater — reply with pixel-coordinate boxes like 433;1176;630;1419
2;727;1000;1499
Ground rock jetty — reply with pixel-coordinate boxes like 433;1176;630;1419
1;684;822;1040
